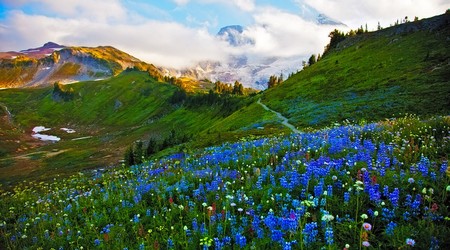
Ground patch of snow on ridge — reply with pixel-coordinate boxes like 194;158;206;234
32;126;61;142
32;126;51;133
61;128;76;133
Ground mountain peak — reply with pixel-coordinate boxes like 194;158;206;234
217;25;254;47
42;42;64;49
317;14;346;26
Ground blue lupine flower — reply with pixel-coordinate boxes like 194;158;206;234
382;208;395;221
403;211;410;221
192;218;198;232
200;222;207;235
214;238;223;250
385;221;397;236
327;184;333;197
271;229;283;243
167;238;174;248
235;234;246;248
344;192;350;203
418;156;430;177
389;188;400;208
133;214;140;223
325;226;334;245
302;222;318;245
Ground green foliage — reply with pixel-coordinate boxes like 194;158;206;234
146;137;159;157
323;29;346;56
267;75;283;89
124;146;135;166
52;82;75;102
308;54;317;66
262;13;450;128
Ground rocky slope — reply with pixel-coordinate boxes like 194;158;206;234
0;43;162;88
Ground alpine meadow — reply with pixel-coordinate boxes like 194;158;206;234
0;3;449;250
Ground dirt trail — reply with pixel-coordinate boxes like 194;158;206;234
257;98;301;134
0;102;13;124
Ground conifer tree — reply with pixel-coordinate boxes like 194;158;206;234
134;141;144;165
308;54;316;66
146;137;159;156
124;146;135;166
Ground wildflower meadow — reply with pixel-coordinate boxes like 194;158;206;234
1;115;449;249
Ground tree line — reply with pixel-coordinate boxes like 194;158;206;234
124;129;191;166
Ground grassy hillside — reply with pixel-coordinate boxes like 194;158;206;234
0;71;279;185
262;13;450;127
1;115;449;249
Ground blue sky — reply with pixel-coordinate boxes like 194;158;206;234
0;0;448;68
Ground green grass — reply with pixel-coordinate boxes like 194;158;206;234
261;14;450;127
0;71;281;186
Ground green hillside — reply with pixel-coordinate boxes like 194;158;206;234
1;13;449;186
261;13;450;127
0;71;277;185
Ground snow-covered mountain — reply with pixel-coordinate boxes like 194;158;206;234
295;0;345;26
163;4;346;90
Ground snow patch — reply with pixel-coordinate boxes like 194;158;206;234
61;128;76;133
32;126;51;133
32;126;61;142
32;133;61;142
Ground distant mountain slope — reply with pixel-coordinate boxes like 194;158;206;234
261;12;450;127
0;43;163;88
162;8;346;90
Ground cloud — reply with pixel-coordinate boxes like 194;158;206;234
2;0;128;22
0;9;230;68
232;0;255;12
243;7;338;58
173;0;190;6
304;0;450;29
174;0;255;12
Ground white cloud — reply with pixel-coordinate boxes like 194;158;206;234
173;0;190;6
304;0;450;30
3;0;128;22
176;0;255;12
0;10;230;68
243;7;338;58
233;0;255;12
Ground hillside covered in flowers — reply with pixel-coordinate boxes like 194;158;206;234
1;115;449;249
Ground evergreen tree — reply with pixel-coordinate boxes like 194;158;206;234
124;146;135;166
134;141;144;164
146;137;159;157
267;75;279;89
278;73;284;84
308;54;316;66
233;81;244;95
324;29;346;55
53;82;74;101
